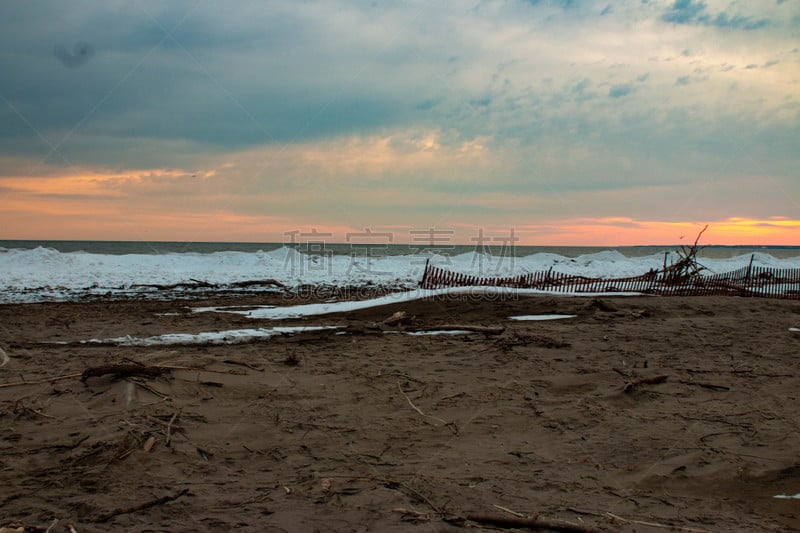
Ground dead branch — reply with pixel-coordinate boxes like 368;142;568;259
81;364;167;382
156;364;246;375
0;372;83;388
404;324;505;335
165;412;177;447
465;513;601;533
381;311;413;327
662;225;708;284
604;512;716;533
622;374;669;393
89;488;189;523
223;359;264;371
131;281;212;290
228;278;287;289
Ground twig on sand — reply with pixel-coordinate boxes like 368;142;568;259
397;381;458;434
604;512;716;533
492;504;525;517
88;488;189;523
565;507;717;533
0;372;83;388
129;378;170;400
157;364;246;376
165;412;178;447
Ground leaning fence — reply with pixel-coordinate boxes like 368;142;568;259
419;261;800;300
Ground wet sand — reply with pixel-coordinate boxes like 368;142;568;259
1;293;799;532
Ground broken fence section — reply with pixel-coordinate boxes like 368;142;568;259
419;261;800;300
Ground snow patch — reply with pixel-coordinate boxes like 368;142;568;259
79;326;340;346
509;314;578;321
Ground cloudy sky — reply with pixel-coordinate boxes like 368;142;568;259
1;0;798;245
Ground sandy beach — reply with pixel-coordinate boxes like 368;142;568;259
1;292;799;532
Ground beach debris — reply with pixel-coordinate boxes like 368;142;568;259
392;507;432;522
773;493;800;499
622;374;669;393
661;225;708;284
142;436;157;453
131;278;287;291
282;349;300;366
88;488;190;523
397;381;458;434
81;363;168;382
464;513;601;533
0;345;8;368
403;324;504;335
223;358;264;371
382;310;413;327
196;447;212;461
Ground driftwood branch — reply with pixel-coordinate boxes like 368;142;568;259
0;372;83;389
130;278;286;291
81;364;167;382
622;374;669;393
465;514;602;533
404;325;505;335
89;488;190;523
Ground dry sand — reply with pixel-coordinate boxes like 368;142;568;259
1;292;799;532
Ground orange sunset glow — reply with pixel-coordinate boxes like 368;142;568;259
1;1;797;248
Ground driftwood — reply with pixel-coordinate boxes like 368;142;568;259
382;311;413;327
81;364;168;382
130;278;286;291
404;324;505;335
465;514;601;533
89;488;189;523
661;225;708;284
0;372;84;388
0;364;245;389
623;374;669;393
228;278;287;289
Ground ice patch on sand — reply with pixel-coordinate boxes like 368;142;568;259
509;314;577;321
194;286;642;320
81;326;339;346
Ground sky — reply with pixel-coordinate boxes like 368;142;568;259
0;0;798;246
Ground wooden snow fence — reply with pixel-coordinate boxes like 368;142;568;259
419;260;800;300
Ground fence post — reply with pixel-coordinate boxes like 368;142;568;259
743;254;754;297
420;258;430;288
